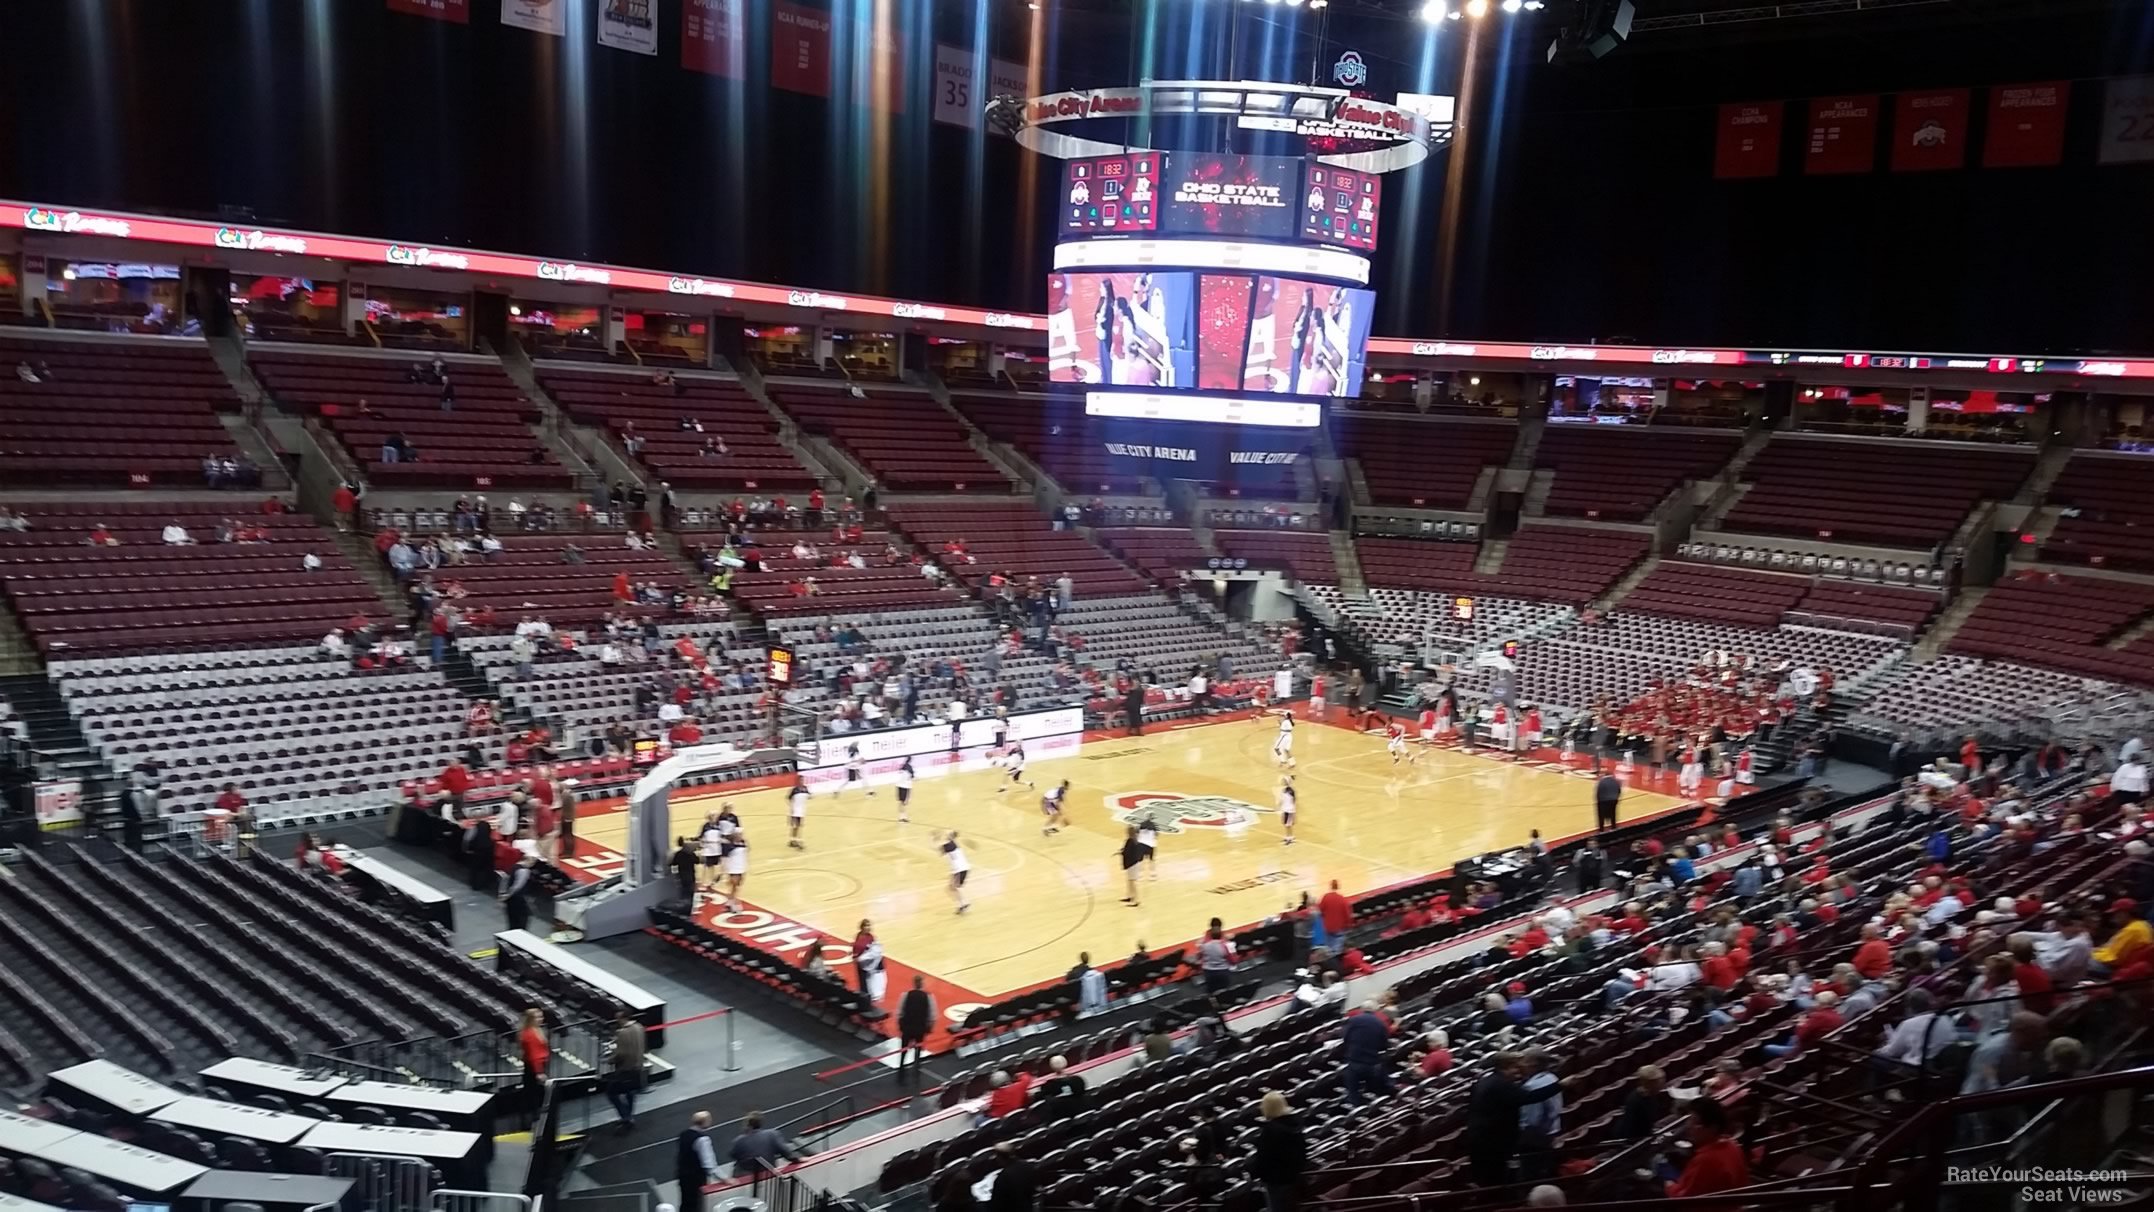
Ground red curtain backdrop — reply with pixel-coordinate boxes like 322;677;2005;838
1713;102;1784;179
386;0;468;22
771;2;833;97
682;0;743;78
1891;88;1970;171
1804;95;1880;174
1983;81;2071;167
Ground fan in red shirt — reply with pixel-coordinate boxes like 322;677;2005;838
1395;903;1431;933
1851;925;1893;979
669;718;704;746
2010;939;2056;1013
1699;943;1739;991
1318;880;1353;940
439;758;473;805
1665;1100;1750;1205
984;1070;1031;1118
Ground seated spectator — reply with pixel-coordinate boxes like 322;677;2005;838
982;1069;1031;1120
1664;1098;1748;1199
161;519;194;545
2093;898;2150;975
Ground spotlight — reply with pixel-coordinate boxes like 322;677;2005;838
1502;0;1523;10
1265;0;1282;6
1310;0;1327;6
1419;0;1445;20
510;305;522;317
1447;7;1462;17
1466;0;1489;16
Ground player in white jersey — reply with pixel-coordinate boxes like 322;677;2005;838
721;832;749;912
940;830;972;914
1040;779;1068;836
787;778;810;850
697;814;727;893
996;743;1034;793
1272;711;1297;768
893;756;914;824
1136;815;1160;880
845;743;874;797
1277;777;1298;846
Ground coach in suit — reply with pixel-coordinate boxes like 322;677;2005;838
1595;772;1623;833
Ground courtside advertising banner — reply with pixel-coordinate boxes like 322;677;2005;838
597;0;657;55
1983;81;2070;167
500;0;566;36
2097;75;2154;165
1890;88;1969;172
386;0;469;23
1713;101;1783;179
681;0;744;78
1803;95;1879;175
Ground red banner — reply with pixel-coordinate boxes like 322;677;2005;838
386;0;468;22
1803;95;1879;174
1713;101;1784;179
1891;88;1970;171
772;1;832;98
1983;81;2070;167
682;0;743;78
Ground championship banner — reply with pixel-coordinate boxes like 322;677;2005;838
771;1;833;97
500;0;566;36
933;43;978;128
1890;88;1968;172
386;0;469;23
1713;101;1783;179
597;0;657;55
2097;75;2154;165
1983;81;2070;168
1803;95;1879;175
681;0;743;79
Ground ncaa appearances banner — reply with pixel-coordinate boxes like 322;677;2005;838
1983;81;2070;168
500;0;566;36
1713;101;1783;179
773;2;904;111
386;0;469;23
1803;96;1878;175
2098;76;2154;164
681;0;743;78
597;0;656;55
1891;88;1969;172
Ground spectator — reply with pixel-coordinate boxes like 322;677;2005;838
605;1010;647;1131
1340;999;1395;1104
1664;1098;1749;1200
2093;898;2150;975
728;1112;802;1178
1464;1050;1565;1185
1962;1010;2048;1095
1251;1091;1307;1212
1317;879;1352;947
1872;988;1954;1085
1415;1029;1455;1079
1527;1187;1567;1208
1766;990;1843;1059
676;1111;720;1212
896;976;934;1081
1851;922;1893;979
983;1069;1031;1120
1516;1047;1563;1180
1036;1055;1086;1112
161;519;194;545
1612;1065;1671;1140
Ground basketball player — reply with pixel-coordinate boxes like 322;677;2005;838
845;743;875;798
992;706;1011;754
1278;776;1299;846
997;743;1035;793
697;813;727;893
894;756;915;824
1417;704;1439;744
1119;825;1146;906
1039;779;1068;836
1387;718;1416;765
1272;710;1297;769
1309;671;1327;722
941;830;972;914
1137;814;1160;880
721;831;749;912
787;777;810;850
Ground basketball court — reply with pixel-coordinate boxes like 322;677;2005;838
562;715;1690;1013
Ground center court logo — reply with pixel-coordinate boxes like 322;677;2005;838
1106;790;1272;833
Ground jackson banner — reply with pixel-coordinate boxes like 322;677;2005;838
1803;95;1880;174
1983;81;2070;168
2097;75;2154;165
500;0;566;36
386;0;469;22
1890;88;1969;172
1713;101;1784;179
681;0;743;78
597;0;657;55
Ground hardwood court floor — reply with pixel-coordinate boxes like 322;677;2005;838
573;719;1687;1001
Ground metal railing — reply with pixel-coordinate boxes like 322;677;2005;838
326;1150;434;1212
309;1018;610;1093
433;1192;533;1212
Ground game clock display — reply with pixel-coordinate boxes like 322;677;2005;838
1062;155;1160;234
1299;165;1381;251
766;644;796;687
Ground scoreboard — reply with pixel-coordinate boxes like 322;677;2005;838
1061;154;1160;234
1299;165;1381;251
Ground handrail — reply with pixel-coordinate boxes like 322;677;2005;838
776;1095;857;1150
